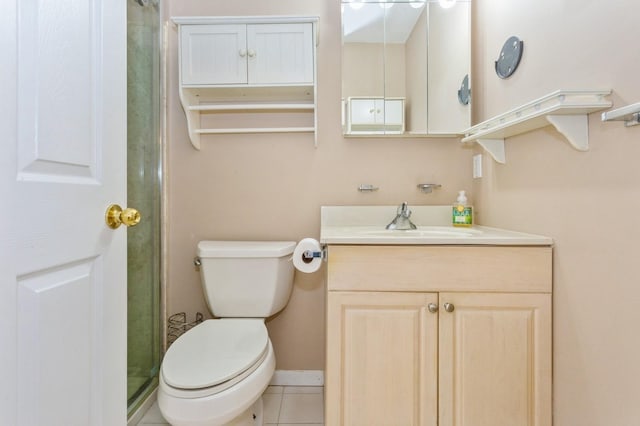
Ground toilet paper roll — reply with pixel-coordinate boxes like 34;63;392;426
293;238;323;274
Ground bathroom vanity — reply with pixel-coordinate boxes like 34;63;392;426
321;206;552;426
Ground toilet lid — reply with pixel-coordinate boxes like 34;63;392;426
162;319;269;390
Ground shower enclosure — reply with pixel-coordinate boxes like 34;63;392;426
127;0;162;415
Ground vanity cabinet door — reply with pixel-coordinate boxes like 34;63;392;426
326;291;438;426
180;24;247;85
438;292;552;426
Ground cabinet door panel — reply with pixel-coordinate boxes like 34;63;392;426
326;292;438;426
384;99;404;126
349;99;377;125
247;23;313;84
180;24;247;85
439;293;552;426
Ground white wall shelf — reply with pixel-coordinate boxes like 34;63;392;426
461;90;612;163
172;16;319;150
601;102;640;127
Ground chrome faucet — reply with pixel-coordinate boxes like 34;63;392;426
386;202;417;230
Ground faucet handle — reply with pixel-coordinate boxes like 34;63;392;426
399;202;412;218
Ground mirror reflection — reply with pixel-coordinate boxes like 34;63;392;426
341;0;471;137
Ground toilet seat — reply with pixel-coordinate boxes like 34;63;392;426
161;319;269;398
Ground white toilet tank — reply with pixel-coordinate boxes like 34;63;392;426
196;241;296;318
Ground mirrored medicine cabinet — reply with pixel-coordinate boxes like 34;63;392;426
342;0;471;137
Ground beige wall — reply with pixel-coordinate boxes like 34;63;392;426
165;0;471;371
471;0;640;425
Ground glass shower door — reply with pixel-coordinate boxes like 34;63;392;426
126;0;162;414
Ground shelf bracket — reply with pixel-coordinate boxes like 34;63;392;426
601;101;640;127
545;114;589;151
477;139;506;164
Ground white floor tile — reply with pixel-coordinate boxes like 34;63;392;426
135;386;324;426
262;392;283;424
278;393;324;424
137;401;169;425
278;424;324;426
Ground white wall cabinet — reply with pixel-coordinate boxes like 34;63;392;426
180;23;314;86
325;245;553;426
346;97;404;134
173;16;318;149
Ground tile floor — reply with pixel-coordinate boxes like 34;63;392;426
136;386;324;426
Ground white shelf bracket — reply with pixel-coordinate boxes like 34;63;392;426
545;114;589;151
476;139;506;164
601;101;640;127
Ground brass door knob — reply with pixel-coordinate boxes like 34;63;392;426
105;204;141;229
443;302;455;313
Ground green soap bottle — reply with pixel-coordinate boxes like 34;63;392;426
452;190;473;227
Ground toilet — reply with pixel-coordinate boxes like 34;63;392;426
158;240;297;426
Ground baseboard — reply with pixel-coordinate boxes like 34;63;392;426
269;370;324;386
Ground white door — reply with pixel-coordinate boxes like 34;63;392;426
1;1;128;425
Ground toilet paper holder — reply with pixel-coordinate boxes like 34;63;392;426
302;247;326;261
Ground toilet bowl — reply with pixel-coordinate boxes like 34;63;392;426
158;241;297;426
158;319;275;426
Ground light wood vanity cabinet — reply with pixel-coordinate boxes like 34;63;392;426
325;245;552;426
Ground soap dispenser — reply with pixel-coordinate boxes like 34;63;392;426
452;190;473;227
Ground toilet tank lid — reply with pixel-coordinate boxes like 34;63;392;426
197;241;296;258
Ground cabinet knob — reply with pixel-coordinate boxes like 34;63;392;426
443;302;455;313
427;303;438;313
369;108;375;114
248;49;256;58
239;49;247;57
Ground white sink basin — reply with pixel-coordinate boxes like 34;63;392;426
320;206;553;246
362;226;482;238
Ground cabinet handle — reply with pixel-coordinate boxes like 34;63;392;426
443;302;455;313
369;108;375;114
427;303;438;313
248;49;256;58
239;49;247;58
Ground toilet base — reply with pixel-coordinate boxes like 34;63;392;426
225;398;263;426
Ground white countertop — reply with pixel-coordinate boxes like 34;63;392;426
320;206;553;246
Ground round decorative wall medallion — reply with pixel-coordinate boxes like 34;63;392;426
494;36;524;79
